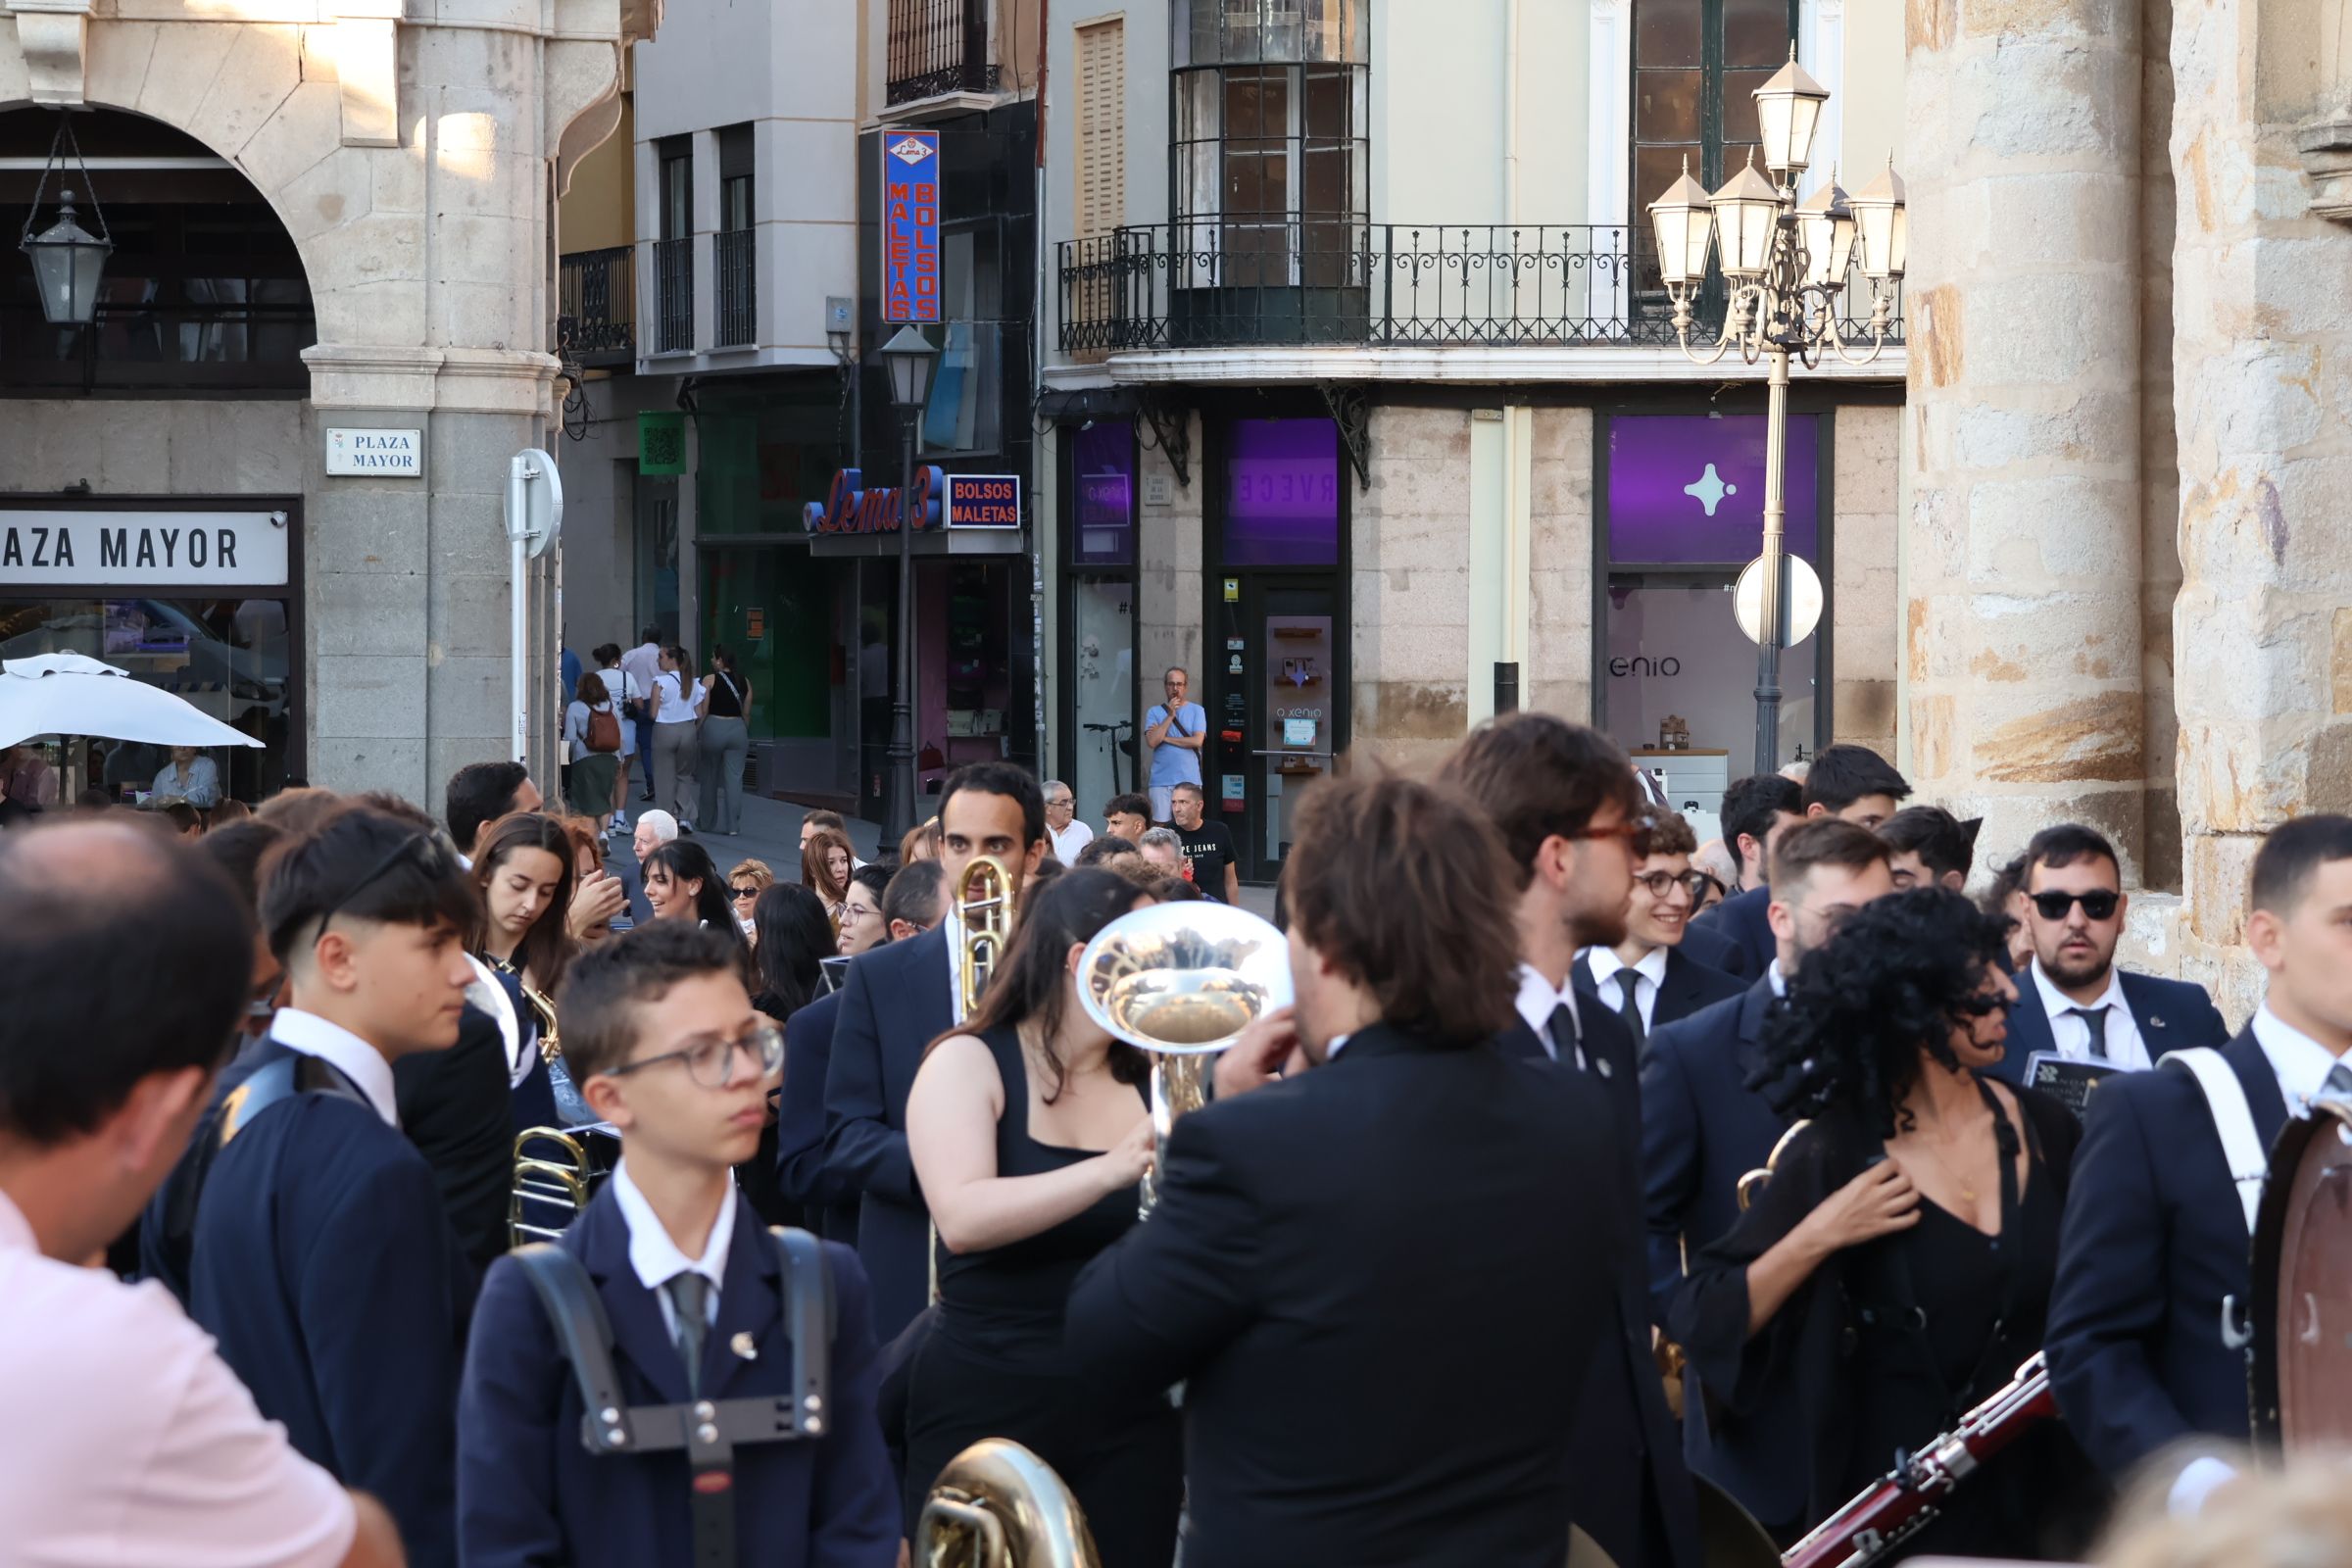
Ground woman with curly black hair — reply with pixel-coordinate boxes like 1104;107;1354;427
1670;886;2095;1560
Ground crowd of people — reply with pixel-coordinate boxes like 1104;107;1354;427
4;708;2352;1568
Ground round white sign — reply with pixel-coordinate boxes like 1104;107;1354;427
1733;553;1825;646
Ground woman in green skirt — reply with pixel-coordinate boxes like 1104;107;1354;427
562;671;623;832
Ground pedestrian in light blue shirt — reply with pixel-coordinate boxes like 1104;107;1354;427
1142;665;1205;823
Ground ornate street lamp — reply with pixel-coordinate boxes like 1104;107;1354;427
19;120;112;327
1645;65;1905;773
879;323;940;843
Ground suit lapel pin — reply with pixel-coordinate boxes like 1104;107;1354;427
730;1332;759;1360
1595;1057;1614;1079
2149;1015;2168;1030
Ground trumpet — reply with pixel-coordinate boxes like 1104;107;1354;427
914;1438;1102;1568
1076;901;1294;1218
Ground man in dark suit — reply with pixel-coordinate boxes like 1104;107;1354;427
460;922;899;1567
1985;822;2230;1088
1687;773;1802;978
1439;713;1697;1568
822;763;1048;1342
779;862;947;1244
1878;802;1979;893
1067;771;1621;1568
142;805;480;1568
1641;818;1893;1538
2048;815;2352;1501
1576;808;1744;1049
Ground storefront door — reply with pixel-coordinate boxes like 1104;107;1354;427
1208;577;1341;882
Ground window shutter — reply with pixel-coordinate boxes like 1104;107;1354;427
1072;20;1126;354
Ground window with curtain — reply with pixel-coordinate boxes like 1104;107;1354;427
1632;0;1795;238
1169;0;1368;289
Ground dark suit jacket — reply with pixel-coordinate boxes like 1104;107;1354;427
1678;922;1744;981
1066;1022;1622;1568
393;1001;514;1271
156;1040;464;1567
1576;946;1748;1041
1499;1004;1701;1568
1687;886;1772;979
777;989;859;1243
1984;968;2231;1087
821;924;954;1342
1638;976;1804;1530
2044;1029;2286;1481
458;1185;900;1568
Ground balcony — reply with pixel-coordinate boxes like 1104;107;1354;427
713;229;757;348
558;246;635;366
653;236;693;355
1057;220;1905;357
887;0;998;105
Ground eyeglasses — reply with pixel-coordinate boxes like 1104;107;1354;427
731;885;760;901
602;1020;785;1089
315;830;446;937
1564;813;1658;846
1634;869;1713;902
2030;889;2121;922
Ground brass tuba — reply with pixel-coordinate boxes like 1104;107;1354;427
1075;901;1294;1217
956;854;1016;1017
914;1439;1102;1568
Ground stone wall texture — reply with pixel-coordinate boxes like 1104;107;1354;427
1528;406;1597;723
1904;0;2151;882
1833;404;1901;761
1351;405;1474;777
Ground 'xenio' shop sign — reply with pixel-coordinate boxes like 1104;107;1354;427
0;510;290;587
806;469;1022;534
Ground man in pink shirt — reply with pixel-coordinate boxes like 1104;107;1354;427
0;817;404;1568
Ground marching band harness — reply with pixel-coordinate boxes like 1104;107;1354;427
511;1228;835;1568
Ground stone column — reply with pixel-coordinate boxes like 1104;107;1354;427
1902;0;2147;872
2170;0;2352;1013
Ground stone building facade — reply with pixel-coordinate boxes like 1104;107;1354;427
0;0;649;800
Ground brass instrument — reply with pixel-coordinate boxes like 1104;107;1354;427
508;1123;619;1248
1736;1118;1812;1211
914;1439;1102;1568
517;979;561;1065
956;854;1016;1016
1075;902;1295;1217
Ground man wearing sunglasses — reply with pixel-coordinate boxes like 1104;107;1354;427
1575;810;1745;1047
143;804;481;1568
460;921;898;1568
1984;823;2228;1088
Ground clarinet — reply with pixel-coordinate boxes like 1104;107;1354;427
1781;1353;2056;1568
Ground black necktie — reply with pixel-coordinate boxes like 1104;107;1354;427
1614;969;1647;1048
665;1272;711;1396
2069;1005;2113;1059
1546;1002;1580;1068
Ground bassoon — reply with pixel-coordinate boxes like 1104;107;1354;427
1780;1352;2056;1568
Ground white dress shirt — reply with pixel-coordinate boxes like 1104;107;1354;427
2028;959;2149;1069
268;1007;399;1126
1513;963;1586;1070
2250;1003;2349;1117
1583;945;1671;1034
611;1158;734;1344
1049;818;1096;864
1767;960;1788;999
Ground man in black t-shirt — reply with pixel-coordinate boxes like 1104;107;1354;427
1168;781;1241;905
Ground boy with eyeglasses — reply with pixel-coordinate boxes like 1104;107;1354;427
1983;822;2229;1088
459;920;898;1568
141;803;483;1568
1574;809;1744;1046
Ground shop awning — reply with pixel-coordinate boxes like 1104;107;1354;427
0;653;265;751
807;528;1031;560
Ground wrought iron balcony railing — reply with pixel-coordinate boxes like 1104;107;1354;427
652;236;693;355
888;0;998;105
1056;220;1906;355
558;246;634;365
713;229;757;348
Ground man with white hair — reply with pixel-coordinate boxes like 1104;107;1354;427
1043;780;1094;864
1138;825;1185;878
616;809;678;927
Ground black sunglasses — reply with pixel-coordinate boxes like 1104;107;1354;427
2030;889;2121;922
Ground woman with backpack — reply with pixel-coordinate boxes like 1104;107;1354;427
563;670;624;834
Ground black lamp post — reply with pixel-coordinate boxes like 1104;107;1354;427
879;323;940;843
20;121;112;327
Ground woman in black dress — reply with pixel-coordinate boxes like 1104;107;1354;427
903;867;1178;1567
1672;887;2093;1560
735;882;834;1226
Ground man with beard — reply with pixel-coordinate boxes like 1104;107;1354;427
1641;819;1894;1539
1440;713;1700;1568
1983;823;2228;1088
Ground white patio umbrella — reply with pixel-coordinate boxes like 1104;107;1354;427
0;652;266;752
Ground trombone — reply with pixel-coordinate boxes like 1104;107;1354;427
1075;901;1295;1218
935;853;1019;1301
